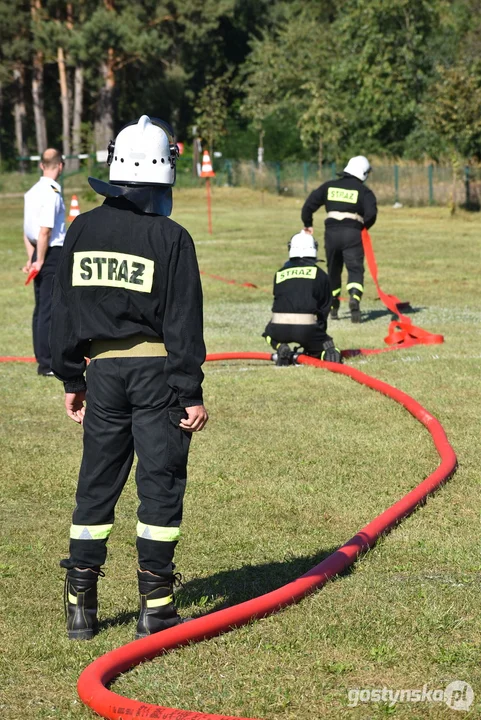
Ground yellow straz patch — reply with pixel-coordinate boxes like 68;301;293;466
327;187;359;203
72;252;154;293
276;266;317;283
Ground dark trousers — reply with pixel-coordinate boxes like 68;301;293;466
68;357;191;576
325;226;364;299
263;322;330;358
32;246;62;372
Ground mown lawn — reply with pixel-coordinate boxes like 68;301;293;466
0;187;480;719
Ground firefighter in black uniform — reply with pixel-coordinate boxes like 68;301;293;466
50;116;208;640
263;231;342;365
301;155;377;323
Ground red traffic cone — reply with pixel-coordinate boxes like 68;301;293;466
67;194;81;222
200;151;215;178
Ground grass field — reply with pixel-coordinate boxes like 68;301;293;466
1;187;480;719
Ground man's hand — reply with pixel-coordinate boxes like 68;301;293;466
30;259;44;273
304;226;314;234
65;391;86;424
321;339;343;364
23;234;34;271
179;404;208;432
33;226;51;269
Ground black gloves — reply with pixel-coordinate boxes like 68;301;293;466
321;339;343;363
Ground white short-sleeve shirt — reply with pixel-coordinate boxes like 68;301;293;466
24;177;66;247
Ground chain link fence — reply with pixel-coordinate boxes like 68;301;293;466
8;154;481;209
182;160;481;209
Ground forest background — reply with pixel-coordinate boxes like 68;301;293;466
1;0;481;173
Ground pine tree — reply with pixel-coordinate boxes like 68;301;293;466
0;0;32;168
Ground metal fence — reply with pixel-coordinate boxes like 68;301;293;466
11;154;481;208
183;160;481;208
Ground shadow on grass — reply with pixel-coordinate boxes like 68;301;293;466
177;546;348;614
96;476;456;628
97;608;138;631
180;482;453;616
332;305;426;325
359;305;426;324
96;457;456;629
96;547;348;628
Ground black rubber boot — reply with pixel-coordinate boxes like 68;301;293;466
275;343;292;366
136;570;185;639
64;567;101;640
330;297;340;320
349;296;361;323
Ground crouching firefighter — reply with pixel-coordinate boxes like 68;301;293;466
50;115;208;640
263;231;342;365
301;155;377;323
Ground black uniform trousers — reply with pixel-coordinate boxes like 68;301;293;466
32;246;62;373
324;225;364;299
264;321;330;358
68;357;191;576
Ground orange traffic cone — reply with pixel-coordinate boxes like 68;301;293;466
67;194;81;222
200;151;215;178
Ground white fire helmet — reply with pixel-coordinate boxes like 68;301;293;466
288;230;318;259
107;115;179;186
343;155;371;182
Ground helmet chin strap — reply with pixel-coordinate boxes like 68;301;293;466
168;143;179;169
107;140;115;166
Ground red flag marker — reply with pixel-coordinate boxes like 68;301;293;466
25;268;39;285
199;150;215;235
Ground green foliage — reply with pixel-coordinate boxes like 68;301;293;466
422;63;481;159
0;0;30;78
298;82;345;163
238;0;481;162
240;2;340;159
195;70;233;153
330;0;440;156
1;0;481;163
217;113;258;161
262;110;307;162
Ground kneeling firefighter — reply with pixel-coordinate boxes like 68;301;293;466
263;231;342;364
50;115;208;640
301;155;377;323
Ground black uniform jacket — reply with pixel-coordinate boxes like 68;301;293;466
301;173;377;231
50;197;205;406
271;258;332;323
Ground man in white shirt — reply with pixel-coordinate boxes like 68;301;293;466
23;148;66;376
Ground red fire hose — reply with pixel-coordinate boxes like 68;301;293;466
198;231;444;354
75;351;456;720
361;229;443;348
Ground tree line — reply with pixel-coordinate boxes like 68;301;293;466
1;0;481;171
